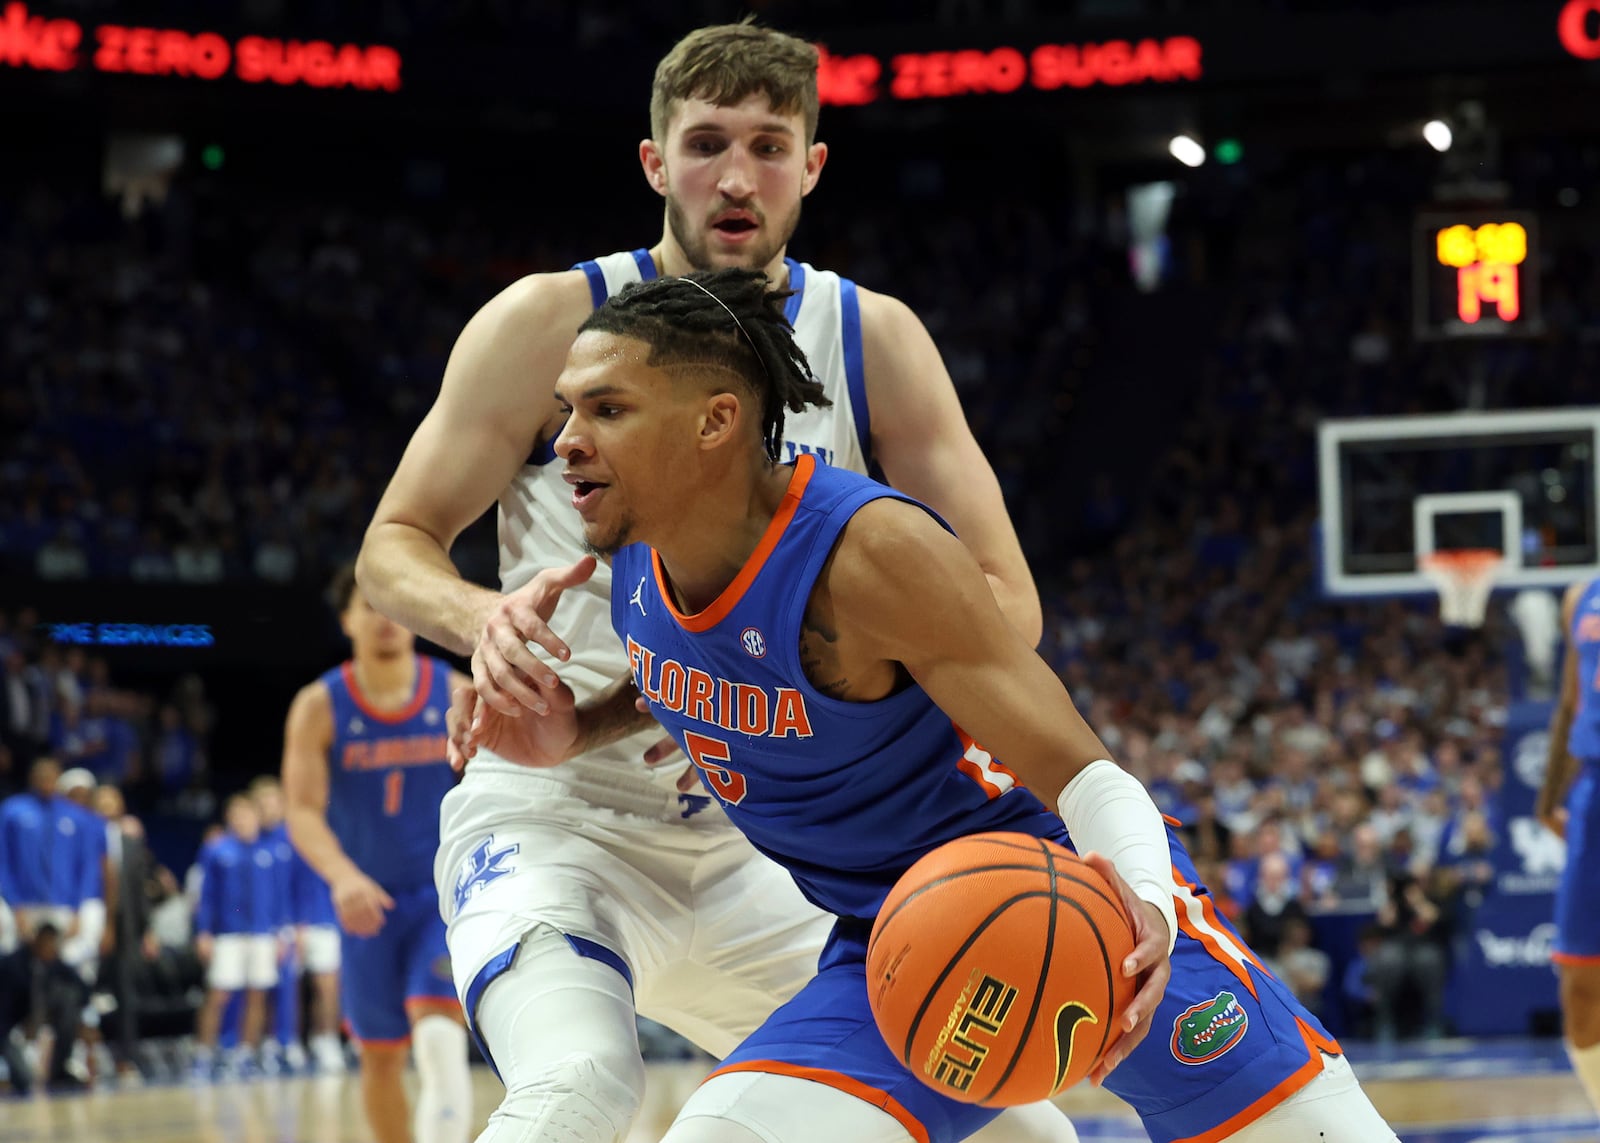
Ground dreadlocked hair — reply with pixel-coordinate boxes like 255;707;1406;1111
578;268;831;462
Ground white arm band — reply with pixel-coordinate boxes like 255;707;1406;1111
1056;759;1178;955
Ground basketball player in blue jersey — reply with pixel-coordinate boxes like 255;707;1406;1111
1538;576;1600;1119
282;564;472;1143
453;271;1401;1143
359;20;1079;1143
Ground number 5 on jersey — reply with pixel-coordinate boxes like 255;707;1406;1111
684;732;747;805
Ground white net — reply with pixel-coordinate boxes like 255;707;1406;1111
1419;549;1504;627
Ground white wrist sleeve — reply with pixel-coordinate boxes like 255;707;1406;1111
1056;759;1178;955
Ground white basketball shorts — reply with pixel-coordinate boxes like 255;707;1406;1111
302;924;341;975
208;933;279;991
435;760;833;1059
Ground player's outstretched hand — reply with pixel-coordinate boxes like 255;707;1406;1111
332;869;396;938
472;556;596;717
1081;851;1172;1087
449;677;578;772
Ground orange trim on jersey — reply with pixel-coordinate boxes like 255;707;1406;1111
1552;951;1600;966
1171;865;1259;1000
1170;1018;1342;1143
653;455;816;633
404;996;465;1023
1178;866;1268;973
341;657;433;724
1162;813;1184;829
705;1060;930;1143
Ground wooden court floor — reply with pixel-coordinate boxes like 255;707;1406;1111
0;1060;1593;1142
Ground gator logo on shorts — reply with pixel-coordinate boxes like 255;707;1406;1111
1170;990;1247;1065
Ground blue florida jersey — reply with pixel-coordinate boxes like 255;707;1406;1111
321;656;456;895
610;455;1065;920
1570;577;1600;761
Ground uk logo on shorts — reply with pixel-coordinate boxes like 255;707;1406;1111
1170;990;1248;1065
740;627;766;658
452;836;520;914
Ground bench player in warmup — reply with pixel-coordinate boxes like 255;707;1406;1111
452;270;1402;1143
1538;576;1600;1120
282;564;473;1143
358;20;1080;1143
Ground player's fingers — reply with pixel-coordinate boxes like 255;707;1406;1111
1121;952;1171;1035
1090;956;1167;1085
494;619;566;689
676;766;704;794
486;641;551;715
504;611;573;669
643;735;681;766
1081;853;1141;973
1088;1029;1126;1087
473;648;532;717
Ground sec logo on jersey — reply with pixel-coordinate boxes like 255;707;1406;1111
741;627;767;658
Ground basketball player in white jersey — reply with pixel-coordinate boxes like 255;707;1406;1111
359;22;1082;1143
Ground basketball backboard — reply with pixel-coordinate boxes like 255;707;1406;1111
1317;407;1600;597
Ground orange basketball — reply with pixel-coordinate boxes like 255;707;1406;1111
866;832;1138;1107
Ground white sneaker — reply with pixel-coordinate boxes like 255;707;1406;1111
311;1036;346;1075
284;1041;308;1074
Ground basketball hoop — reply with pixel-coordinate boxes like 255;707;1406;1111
1419;549;1504;628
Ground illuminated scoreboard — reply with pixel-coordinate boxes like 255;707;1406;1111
1414;212;1541;338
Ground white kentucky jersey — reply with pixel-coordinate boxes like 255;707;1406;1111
485;249;871;812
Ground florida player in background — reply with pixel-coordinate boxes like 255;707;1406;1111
1538;577;1600;1119
455;271;1401;1143
283;564;472;1143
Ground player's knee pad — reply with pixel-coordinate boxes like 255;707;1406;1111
409;1011;467;1082
663;1071;915;1143
470;924;647;1142
478;1053;643;1143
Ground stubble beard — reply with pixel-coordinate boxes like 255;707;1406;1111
665;190;803;274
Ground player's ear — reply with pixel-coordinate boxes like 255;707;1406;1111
697;391;742;451
640;138;668;198
801;141;827;197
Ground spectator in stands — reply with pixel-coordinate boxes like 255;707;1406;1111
1269;916;1331;1019
1332;823;1391;911
1369;867;1451;1042
1244;851;1310;960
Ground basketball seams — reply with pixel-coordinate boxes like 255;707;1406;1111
870;836;1134;1105
972;838;1060;1102
894;888;1058;1063
1048;887;1121;1082
876;857;1120;933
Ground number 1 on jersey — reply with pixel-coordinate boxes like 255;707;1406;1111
384;770;404;817
683;732;747;805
